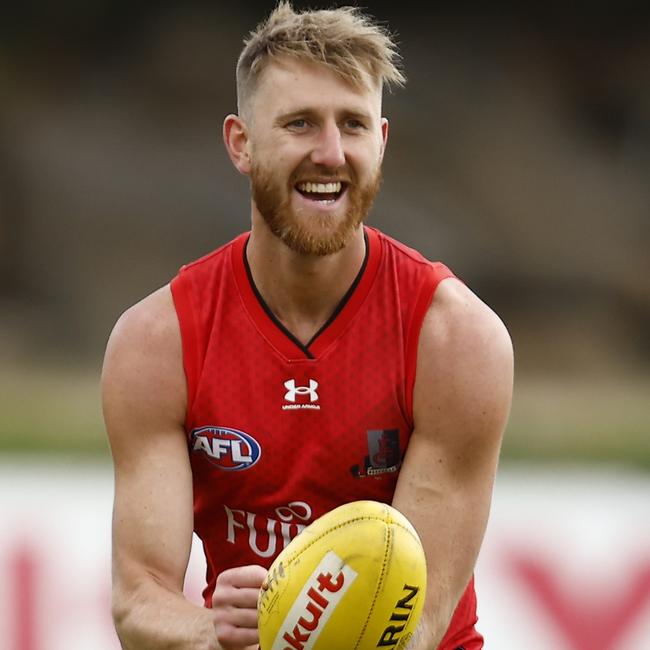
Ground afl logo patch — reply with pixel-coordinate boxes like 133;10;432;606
191;426;261;471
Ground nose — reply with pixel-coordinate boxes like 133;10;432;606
310;121;345;168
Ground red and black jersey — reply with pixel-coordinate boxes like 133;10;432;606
171;226;483;650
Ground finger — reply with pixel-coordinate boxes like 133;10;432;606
216;623;259;648
212;586;264;609
214;606;259;629
216;565;268;588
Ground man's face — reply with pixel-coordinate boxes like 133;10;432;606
245;58;388;256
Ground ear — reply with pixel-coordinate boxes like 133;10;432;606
379;117;389;163
223;114;252;175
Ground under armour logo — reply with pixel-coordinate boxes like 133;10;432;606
284;379;319;403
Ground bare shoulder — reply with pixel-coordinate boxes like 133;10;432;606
413;277;513;464
105;284;180;358
102;284;186;454
421;276;513;370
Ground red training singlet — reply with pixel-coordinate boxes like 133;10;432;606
171;226;483;650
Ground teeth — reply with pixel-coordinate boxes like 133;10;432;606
297;181;342;194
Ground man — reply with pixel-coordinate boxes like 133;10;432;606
102;3;513;650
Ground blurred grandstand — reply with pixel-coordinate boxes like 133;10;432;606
1;1;648;463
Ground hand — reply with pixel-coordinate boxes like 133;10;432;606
212;564;268;650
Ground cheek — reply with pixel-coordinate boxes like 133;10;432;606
351;135;384;163
351;148;383;178
256;145;302;176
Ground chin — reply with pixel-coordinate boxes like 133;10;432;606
274;215;362;257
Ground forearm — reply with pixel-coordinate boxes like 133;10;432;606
419;491;492;649
406;616;448;650
113;578;218;650
405;555;466;650
396;479;493;650
405;593;457;650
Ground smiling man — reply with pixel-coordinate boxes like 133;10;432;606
234;56;386;259
102;4;513;650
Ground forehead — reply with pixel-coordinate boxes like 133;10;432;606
251;57;382;119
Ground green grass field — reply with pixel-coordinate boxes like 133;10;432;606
1;365;649;468
505;376;650;469
0;364;109;457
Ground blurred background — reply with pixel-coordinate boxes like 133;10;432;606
1;1;648;649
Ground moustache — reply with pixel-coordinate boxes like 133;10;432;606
289;164;354;185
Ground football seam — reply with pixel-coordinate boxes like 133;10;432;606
353;522;392;649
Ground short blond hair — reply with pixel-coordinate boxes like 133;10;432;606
236;2;405;116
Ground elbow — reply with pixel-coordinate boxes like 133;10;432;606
111;594;131;648
111;583;142;650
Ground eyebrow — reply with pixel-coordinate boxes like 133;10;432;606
273;108;317;126
274;107;374;126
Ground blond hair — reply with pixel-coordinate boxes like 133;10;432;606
236;2;405;116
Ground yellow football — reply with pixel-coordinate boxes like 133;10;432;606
257;500;427;650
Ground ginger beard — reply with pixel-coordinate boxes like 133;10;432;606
250;159;382;256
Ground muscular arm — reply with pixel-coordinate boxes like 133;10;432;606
102;286;263;650
393;278;513;649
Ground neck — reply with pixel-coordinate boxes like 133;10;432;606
246;215;367;345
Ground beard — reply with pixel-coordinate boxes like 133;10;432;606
250;159;382;256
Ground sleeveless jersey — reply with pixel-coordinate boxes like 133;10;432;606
171;226;483;650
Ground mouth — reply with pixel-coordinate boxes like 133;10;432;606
294;180;348;205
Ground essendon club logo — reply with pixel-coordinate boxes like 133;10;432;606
190;426;261;471
351;429;402;478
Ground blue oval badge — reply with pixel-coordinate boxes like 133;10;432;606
190;426;261;471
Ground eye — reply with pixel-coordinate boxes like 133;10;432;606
344;118;366;132
286;118;310;131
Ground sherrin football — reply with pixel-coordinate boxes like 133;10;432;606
257;500;427;650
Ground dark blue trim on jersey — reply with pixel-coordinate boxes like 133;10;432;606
242;231;369;359
304;230;369;349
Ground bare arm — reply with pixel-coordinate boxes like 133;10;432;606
102;286;264;650
393;278;513;649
